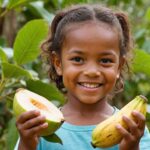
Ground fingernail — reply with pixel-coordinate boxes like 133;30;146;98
116;124;121;129
132;110;138;115
43;123;48;128
122;115;128;120
41;115;46;119
33;111;40;116
34;110;40;114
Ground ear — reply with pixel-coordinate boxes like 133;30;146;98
117;56;125;78
52;51;62;76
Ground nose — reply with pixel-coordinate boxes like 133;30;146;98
83;66;101;77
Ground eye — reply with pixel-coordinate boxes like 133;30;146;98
100;58;113;64
71;56;84;63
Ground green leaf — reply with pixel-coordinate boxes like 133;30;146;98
134;29;146;40
43;133;63;145
0;47;8;63
26;79;65;105
6;0;38;10
142;39;150;53
2;62;32;79
6;117;19;150
132;49;150;77
1;47;13;59
28;2;54;23
0;0;3;7
145;7;150;21
13;19;48;65
61;0;88;7
146;112;150;130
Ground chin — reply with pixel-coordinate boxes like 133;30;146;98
80;99;101;105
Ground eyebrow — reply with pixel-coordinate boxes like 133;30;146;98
99;51;117;56
68;50;84;54
68;49;117;56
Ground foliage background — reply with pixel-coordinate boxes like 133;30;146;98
0;0;150;149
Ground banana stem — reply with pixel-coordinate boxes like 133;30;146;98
139;95;148;103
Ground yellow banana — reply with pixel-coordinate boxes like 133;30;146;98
91;95;148;148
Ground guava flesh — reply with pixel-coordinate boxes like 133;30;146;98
13;88;64;136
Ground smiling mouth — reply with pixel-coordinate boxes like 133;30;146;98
79;82;103;88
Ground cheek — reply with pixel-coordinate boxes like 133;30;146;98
62;64;77;75
61;59;80;76
105;68;119;84
61;65;78;86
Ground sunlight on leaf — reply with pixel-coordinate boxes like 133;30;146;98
29;2;54;23
13;19;48;65
145;7;150;21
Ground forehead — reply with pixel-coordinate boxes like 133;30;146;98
62;21;120;54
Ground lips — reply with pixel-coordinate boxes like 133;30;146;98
78;82;103;88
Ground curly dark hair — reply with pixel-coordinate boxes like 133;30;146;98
41;4;133;95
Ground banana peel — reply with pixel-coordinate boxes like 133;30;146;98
91;95;148;148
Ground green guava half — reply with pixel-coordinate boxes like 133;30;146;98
13;88;64;136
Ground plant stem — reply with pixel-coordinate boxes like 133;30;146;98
0;78;7;95
0;9;8;17
0;91;15;101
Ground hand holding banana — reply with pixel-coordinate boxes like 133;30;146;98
91;95;147;149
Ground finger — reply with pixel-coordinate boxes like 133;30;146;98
116;124;131;140
132;110;146;130
122;115;139;136
17;110;40;124
25;122;48;137
23;115;46;129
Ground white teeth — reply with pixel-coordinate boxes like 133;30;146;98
80;83;100;88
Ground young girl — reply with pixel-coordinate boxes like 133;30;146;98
14;4;150;150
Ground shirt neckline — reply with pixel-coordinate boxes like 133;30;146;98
60;106;118;132
61;122;96;131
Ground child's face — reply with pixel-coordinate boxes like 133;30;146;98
54;21;124;104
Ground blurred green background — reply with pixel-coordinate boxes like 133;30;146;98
0;0;150;149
